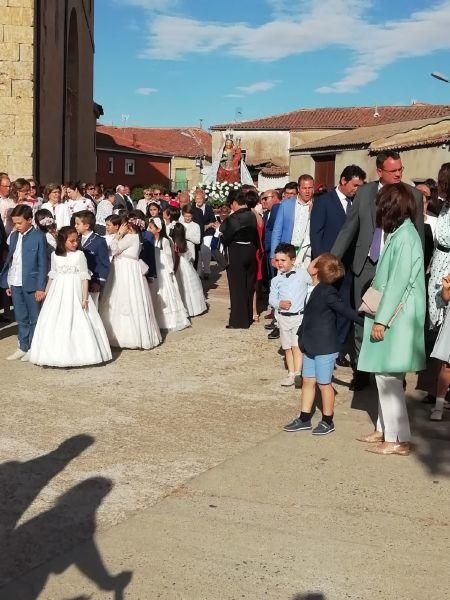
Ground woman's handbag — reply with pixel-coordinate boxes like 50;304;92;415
359;287;403;327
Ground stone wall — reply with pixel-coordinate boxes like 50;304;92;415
0;0;35;179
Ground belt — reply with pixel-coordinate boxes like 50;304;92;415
436;243;450;253
279;311;302;317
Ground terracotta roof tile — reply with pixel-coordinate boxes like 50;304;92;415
211;104;450;131
97;125;212;158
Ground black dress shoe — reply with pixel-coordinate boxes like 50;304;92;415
268;327;280;340
336;355;351;368
349;371;370;391
264;321;276;330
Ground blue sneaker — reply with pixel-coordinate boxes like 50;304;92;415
312;421;335;435
283;417;312;432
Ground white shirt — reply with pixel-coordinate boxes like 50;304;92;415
7;227;33;287
291;200;311;248
81;231;94;247
41;201;71;230
335;186;350;214
182;220;201;257
95;199;113;226
68;196;95;215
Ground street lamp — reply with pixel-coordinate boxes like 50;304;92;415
431;71;450;83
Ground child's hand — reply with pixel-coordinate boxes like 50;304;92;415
5;288;11;297
279;300;292;310
82;299;89;311
442;275;450;290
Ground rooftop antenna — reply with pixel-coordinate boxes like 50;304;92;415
199;118;204;129
121;114;130;128
373;105;380;118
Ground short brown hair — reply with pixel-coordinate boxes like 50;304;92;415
438;162;450;202
376;182;416;233
315;253;345;284
74;210;95;230
43;183;61;200
298;174;314;185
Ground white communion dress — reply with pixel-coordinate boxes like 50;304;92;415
176;249;207;317
99;233;162;349
149;237;190;332
29;250;112;367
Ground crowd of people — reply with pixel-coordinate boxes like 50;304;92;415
216;153;450;456
0;176;208;368
0;154;449;458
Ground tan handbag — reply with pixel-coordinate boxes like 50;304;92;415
359;286;403;327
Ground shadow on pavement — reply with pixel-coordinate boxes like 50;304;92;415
292;593;327;599
0;435;132;599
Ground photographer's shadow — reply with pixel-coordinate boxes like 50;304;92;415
0;436;132;599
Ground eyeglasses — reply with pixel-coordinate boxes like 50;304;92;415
144;192;152;196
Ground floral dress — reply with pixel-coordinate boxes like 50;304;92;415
428;202;450;328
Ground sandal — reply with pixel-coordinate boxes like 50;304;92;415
430;408;443;421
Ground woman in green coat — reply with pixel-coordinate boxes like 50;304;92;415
358;183;426;456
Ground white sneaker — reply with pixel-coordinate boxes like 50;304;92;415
430;408;443;421
20;351;30;362
281;374;295;387
6;349;26;361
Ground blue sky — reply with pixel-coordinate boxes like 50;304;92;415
94;0;450;128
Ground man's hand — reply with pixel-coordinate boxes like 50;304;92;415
5;288;11;297
35;290;46;302
279;300;292;310
370;323;386;341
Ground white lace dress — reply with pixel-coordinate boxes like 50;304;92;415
149;237;190;332
99;233;162;349
176;249;207;317
29;250;112;367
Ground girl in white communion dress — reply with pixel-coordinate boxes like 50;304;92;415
29;227;112;367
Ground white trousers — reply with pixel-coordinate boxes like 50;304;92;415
375;373;411;443
197;236;212;276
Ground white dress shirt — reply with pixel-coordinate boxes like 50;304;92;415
7;226;33;287
335;186;350;214
291;200;311;249
41;201;71;230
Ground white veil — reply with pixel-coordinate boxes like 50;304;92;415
203;133;253;186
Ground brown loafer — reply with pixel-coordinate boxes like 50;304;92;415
365;442;411;456
356;431;384;443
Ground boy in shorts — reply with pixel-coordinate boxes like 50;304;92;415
284;253;364;435
269;243;311;387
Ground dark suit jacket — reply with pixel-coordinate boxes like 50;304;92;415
140;230;157;278
310;189;348;259
331;181;424;276
298;283;364;356
0;228;48;291
191;206;205;241
0;215;7;261
263;203;280;253
80;233;110;283
114;194;133;212
197;203;216;237
220;207;258;246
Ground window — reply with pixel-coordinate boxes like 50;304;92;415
125;158;135;176
108;157;114;174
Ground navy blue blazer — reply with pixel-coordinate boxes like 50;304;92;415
263;203;280;253
141;230;157;279
298;282;364;356
80;233;110;283
198;203;216;237
0;228;48;292
310;189;348;259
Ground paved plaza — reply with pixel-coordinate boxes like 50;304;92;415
0;270;449;599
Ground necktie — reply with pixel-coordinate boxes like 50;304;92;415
369;227;382;262
346;198;352;215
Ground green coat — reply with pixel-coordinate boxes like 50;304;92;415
358;219;426;374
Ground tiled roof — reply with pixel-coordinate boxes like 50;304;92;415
97;125;212;158
290;117;450;152
211;104;450;131
261;164;289;177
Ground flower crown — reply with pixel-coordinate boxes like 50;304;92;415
128;217;145;231
38;216;56;227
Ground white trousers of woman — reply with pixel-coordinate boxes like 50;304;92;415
375;373;411;443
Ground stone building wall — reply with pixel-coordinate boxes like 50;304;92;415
0;0;35;179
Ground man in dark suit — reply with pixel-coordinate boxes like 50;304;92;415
114;185;133;212
331;150;424;390
310;164;366;367
194;188;217;279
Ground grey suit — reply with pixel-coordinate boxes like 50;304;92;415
331;180;424;356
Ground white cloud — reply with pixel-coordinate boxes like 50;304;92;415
225;93;244;98
136;87;159;95
135;0;450;93
236;81;280;94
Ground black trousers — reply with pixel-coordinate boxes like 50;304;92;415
227;243;257;329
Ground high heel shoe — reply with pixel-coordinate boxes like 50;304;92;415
365;442;411;456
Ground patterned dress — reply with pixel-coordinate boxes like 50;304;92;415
428;202;450;328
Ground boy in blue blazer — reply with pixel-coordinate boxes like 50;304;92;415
0;204;48;360
74;210;110;306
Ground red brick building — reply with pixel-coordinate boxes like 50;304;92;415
96;125;212;190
